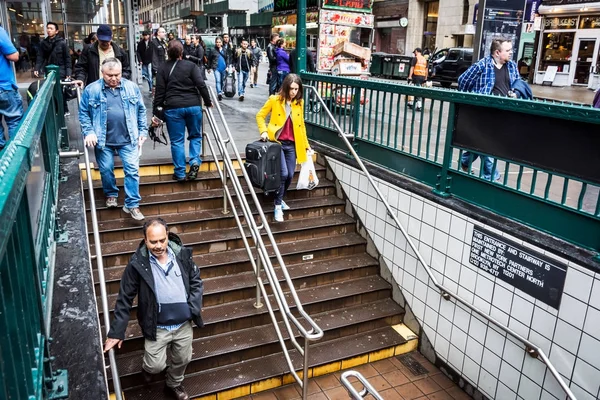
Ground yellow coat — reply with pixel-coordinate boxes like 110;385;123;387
256;95;309;164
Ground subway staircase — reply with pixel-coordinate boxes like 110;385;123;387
85;156;418;399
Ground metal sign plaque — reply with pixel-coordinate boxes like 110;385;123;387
469;227;567;309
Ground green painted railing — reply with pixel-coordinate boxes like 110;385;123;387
0;66;68;399
301;73;600;256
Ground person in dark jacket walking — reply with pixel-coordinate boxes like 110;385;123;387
34;22;71;80
34;22;71;113
249;39;261;88
137;31;153;91
289;48;316;73
153;40;213;181
151;27;168;77
266;33;279;95
104;218;204;400
73;24;131;86
234;39;253;101
221;33;235;66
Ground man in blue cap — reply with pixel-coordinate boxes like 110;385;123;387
74;24;131;86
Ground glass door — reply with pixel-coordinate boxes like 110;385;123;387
573;38;598;85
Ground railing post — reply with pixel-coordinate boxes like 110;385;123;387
432;102;455;198
254;253;263;309
302;340;310;400
222;167;229;215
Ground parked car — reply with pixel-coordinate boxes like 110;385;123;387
428;47;473;88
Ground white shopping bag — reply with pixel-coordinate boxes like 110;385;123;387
296;150;319;190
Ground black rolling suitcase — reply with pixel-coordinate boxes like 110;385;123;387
244;141;281;194
223;71;236;98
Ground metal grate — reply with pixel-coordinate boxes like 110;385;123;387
397;354;429;376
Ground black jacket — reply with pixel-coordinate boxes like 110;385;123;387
208;46;226;71
136;39;152;65
222;42;235;65
73;42;131;86
267;43;277;69
107;233;204;341
35;36;71;79
289;49;316;73
153;59;213;115
151;37;168;74
234;47;253;72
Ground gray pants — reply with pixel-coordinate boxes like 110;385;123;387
143;321;193;388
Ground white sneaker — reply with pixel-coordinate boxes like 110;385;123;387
274;205;284;222
281;200;290;210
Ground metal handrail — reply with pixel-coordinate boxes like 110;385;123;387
304;84;577;400
59;82;124;400
340;371;384;400
201;86;323;398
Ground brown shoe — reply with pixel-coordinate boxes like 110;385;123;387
164;385;189;400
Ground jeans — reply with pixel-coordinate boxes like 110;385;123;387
165;106;203;179
277;71;289;91
268;67;278;95
0;88;24;148
275;141;296;206
142;63;152;91
238;70;249;96
94;143;141;208
214;69;224;95
460;152;501;181
143;321;193;389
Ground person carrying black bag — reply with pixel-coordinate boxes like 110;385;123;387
266;33;279;95
153;41;213;182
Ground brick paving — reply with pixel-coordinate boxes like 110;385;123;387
238;351;472;400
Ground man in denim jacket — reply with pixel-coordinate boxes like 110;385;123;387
79;57;147;220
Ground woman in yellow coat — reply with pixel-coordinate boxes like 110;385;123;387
256;73;311;222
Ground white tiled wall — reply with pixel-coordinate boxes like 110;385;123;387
327;158;600;400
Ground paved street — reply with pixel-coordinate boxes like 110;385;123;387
65;61;597;216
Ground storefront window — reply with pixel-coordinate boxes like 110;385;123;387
579;15;600;29
422;1;438;51
540;31;574;72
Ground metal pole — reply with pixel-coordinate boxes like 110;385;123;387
296;0;307;72
302;340;309;399
222;167;229;214
254;254;263;308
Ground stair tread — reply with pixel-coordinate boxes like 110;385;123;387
113;298;404;377
95;234;368;282
101;253;379;310
106;275;391;341
92;195;344;233
86;164;326;189
122;326;407;399
94;213;355;256
86;177;334;211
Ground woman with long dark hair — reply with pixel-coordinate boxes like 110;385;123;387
154;40;213;181
256;73;311;222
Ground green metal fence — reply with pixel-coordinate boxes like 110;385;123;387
0;66;68;399
301;74;600;256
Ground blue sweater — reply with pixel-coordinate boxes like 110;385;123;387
276;47;290;73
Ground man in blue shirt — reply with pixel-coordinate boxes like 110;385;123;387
79;58;147;220
0;25;23;151
457;38;519;181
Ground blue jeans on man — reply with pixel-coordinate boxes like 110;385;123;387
94;144;141;208
214;70;224;95
238;70;249;96
275;140;296;206
460;151;501;181
141;63;152;91
277;71;289;92
0;88;24;149
164;106;203;179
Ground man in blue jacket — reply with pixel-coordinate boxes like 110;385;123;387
104;218;204;400
458;38;519;181
79;57;147;220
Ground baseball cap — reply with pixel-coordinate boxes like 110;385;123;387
97;24;113;42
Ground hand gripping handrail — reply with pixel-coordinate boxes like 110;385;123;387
59;82;124;400
340;371;384;400
303;84;577;400
201;86;323;398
